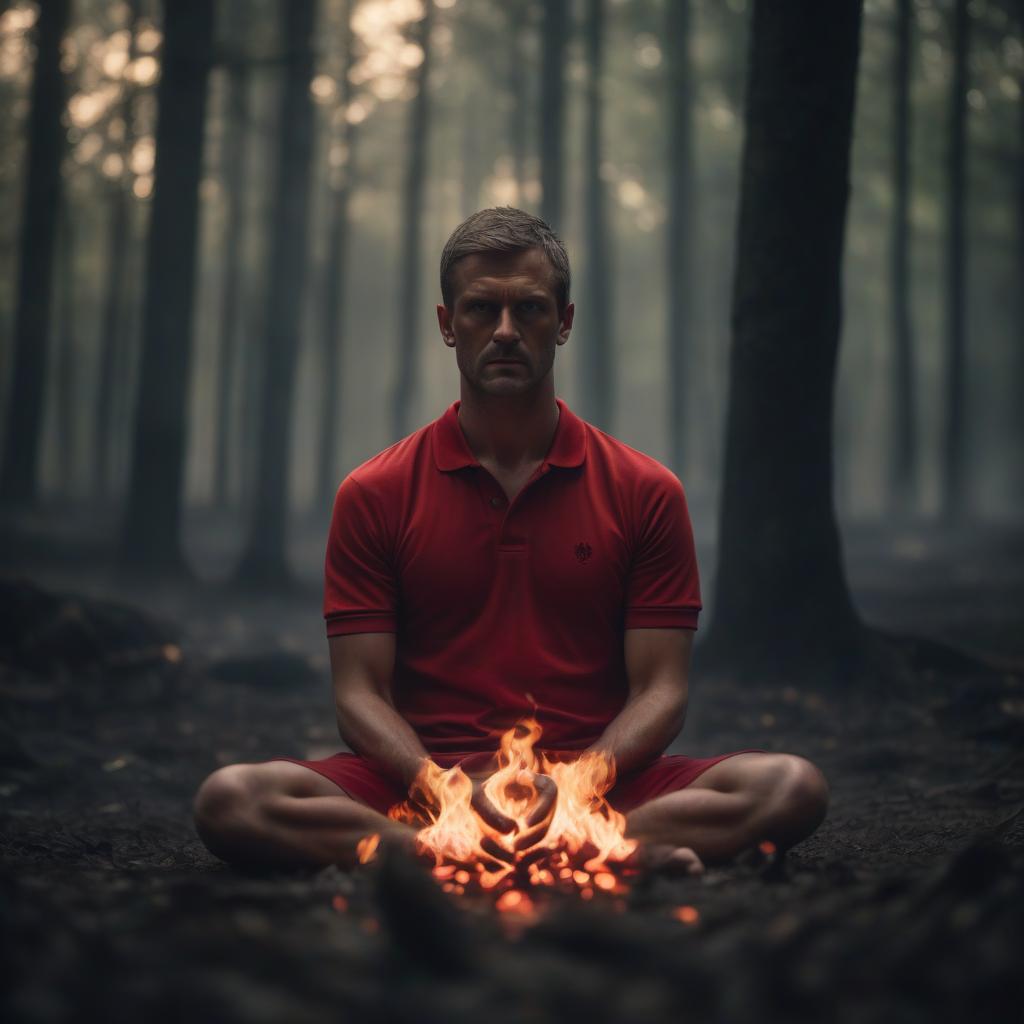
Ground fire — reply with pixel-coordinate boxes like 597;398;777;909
379;718;638;907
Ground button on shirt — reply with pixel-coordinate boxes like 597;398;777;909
323;397;702;756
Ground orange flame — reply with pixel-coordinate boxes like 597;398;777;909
386;718;637;907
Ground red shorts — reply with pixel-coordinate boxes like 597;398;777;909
270;749;761;816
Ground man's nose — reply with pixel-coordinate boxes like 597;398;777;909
493;306;519;342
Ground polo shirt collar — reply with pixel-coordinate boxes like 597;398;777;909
432;397;586;472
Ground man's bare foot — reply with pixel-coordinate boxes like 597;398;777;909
634;842;704;875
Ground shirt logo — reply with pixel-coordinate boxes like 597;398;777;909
574;541;592;563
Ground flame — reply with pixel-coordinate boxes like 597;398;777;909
356;833;380;864
385;718;638;908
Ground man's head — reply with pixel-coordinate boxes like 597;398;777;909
437;208;574;398
439;207;571;315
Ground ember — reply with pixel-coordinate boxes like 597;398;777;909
370;718;638;908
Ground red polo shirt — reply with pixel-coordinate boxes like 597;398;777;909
323;397;701;756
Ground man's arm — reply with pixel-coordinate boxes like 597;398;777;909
329;633;429;790
585;627;692;780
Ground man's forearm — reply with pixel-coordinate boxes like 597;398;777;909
335;692;431;790
586;683;687;781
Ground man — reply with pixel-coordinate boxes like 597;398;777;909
194;208;828;872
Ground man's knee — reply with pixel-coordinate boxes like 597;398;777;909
768;754;829;835
193;764;261;860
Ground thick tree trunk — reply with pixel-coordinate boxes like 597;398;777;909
236;0;317;583
213;57;251;509
539;0;567;230
0;0;70;505
317;0;356;505
941;0;969;519
391;1;432;442
889;0;916;513
665;0;695;478
705;0;865;683
120;0;214;571
580;0;612;432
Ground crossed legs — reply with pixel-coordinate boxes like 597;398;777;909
194;752;828;870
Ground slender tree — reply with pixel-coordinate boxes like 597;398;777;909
317;0;358;505
889;0;916;512
539;0;568;230
580;0;612;431
941;0;970;518
506;1;530;199
96;0;142;501
121;0;214;570
664;0;696;477
55;195;76;492
705;0;865;683
236;0;318;583
391;1;433;442
212;23;252;509
0;0;71;504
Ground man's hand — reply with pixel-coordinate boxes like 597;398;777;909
470;772;559;854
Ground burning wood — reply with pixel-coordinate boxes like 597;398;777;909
364;718;639;910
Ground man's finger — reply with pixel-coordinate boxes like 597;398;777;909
525;774;557;827
471;787;516;834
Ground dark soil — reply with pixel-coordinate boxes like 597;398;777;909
1;522;1022;1024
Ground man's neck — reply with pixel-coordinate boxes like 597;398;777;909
456;381;559;470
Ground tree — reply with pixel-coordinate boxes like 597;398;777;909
889;0;916;512
664;0;696;477
941;0;970;519
704;0;865;683
539;0;568;230
236;0;318;583
95;0;142;501
317;0;358;505
212;6;252;509
121;0;214;570
579;0;612;432
391;0;433;442
0;0;71;504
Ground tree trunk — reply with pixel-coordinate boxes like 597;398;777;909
120;0;214;571
391;1;433;442
55;197;76;493
539;0;567;230
705;0;865;683
213;55;251;509
506;1;529;200
889;0;916;514
580;0;612;432
236;0;317;583
0;0;70;505
317;0;357;506
941;0;969;519
95;0;141;503
665;0;695;477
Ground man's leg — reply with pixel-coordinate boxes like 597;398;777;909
624;753;828;865
193;761;413;869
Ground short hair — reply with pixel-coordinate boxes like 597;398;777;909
439;207;571;312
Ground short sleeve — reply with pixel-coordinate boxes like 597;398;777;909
623;472;702;630
323;475;399;636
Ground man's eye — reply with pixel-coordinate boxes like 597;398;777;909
519;302;540;313
467;301;490;313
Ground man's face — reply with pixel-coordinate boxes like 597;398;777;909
437;248;574;397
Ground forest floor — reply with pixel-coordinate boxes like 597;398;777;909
1;515;1022;1024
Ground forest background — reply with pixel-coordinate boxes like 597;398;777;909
1;0;1021;594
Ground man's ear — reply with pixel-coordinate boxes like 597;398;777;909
437;304;455;347
557;301;574;345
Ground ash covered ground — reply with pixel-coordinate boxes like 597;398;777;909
1;521;1022;1024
